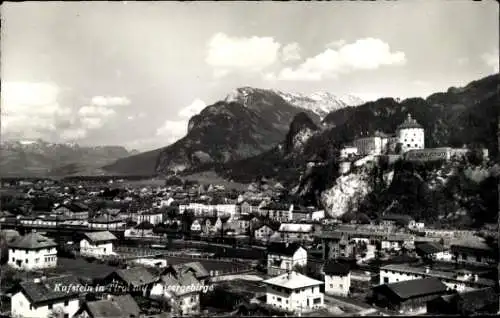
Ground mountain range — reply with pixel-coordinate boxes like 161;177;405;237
101;88;363;176
0;140;137;177
3;73;498;180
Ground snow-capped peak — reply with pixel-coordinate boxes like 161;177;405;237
274;90;364;120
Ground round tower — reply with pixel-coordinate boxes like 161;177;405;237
396;113;425;153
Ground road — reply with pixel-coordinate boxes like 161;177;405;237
324;294;374;313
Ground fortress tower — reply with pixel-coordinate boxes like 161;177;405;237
397;113;425;153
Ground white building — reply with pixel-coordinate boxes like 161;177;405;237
150;271;201;316
88;215;125;230
134;210;164;225
323;261;351;297
79;231;117;257
11;275;81;318
396;113;425;153
8;232;58;271
278;223;314;242
263;271;324;313
254;224;276;242
379;264;496;293
267;242;308;276
340;146;358;159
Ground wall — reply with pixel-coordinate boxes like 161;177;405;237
325;272;351;296
266;284;323;313
11;292;79;318
80;239;114;256
8;247;57;270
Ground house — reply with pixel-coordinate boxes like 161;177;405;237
201;216;218;234
291;206;313;222
254;224;276;243
239;200;262;215
263;271;324;313
11;275;81;318
79;231;117;257
104;267;158;296
426;287;499;316
190;220;202;234
88;215;125;231
74;294;141;318
340;146;358;159
278;223;314;242
379;264;496;292
267;242;308;276
236;214;254;234
380;214;415;228
150;271;201;316
323;261;351;297
450;240;497;266
162;261;210;284
8;232;58;270
261;202;294;222
371;278;449;314
380;234;413;251
134;209;164;225
415;242;452;262
53;202;89;219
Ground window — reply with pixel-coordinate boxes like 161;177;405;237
277;297;282;302
339;284;343;289
25;259;28;263
12;257;14;262
406;144;411;147
64;300;69;306
476;255;482;262
64;314;69;318
330;284;333;288
383;277;389;284
48;304;53;310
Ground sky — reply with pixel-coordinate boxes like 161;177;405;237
2;1;499;152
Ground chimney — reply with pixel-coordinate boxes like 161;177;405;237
288;271;293;280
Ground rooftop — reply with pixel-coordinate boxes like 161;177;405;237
18;275;81;305
397;113;423;130
8;232;57;250
84;294;141;318
375;277;447;300
83;231;117;243
263;271;323;290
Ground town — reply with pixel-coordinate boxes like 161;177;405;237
0;113;497;318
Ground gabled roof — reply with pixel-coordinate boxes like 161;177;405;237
374;277;447;301
84;294;140;318
83;231;117;244
263;271;322;290
112;267;158;287
8;232;57;250
415;242;445;255
267;242;303;257
18;275;81;305
323;261;350;276
171;261;209;279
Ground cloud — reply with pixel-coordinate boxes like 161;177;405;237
281;42;301;62
154;99;207;146
481;51;499;72
178;99;207;118
327;39;346;49
60;128;87;140
266;38;406;81
78;106;116;117
91;96;131;107
1;82;70;138
80;117;107;130
155;120;187;144
206;32;281;78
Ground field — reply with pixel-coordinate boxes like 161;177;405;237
180;170;249;191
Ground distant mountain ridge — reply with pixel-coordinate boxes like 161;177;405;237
0;140;136;177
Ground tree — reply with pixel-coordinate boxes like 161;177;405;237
181;209;195;237
394;143;403;155
166;206;179;220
